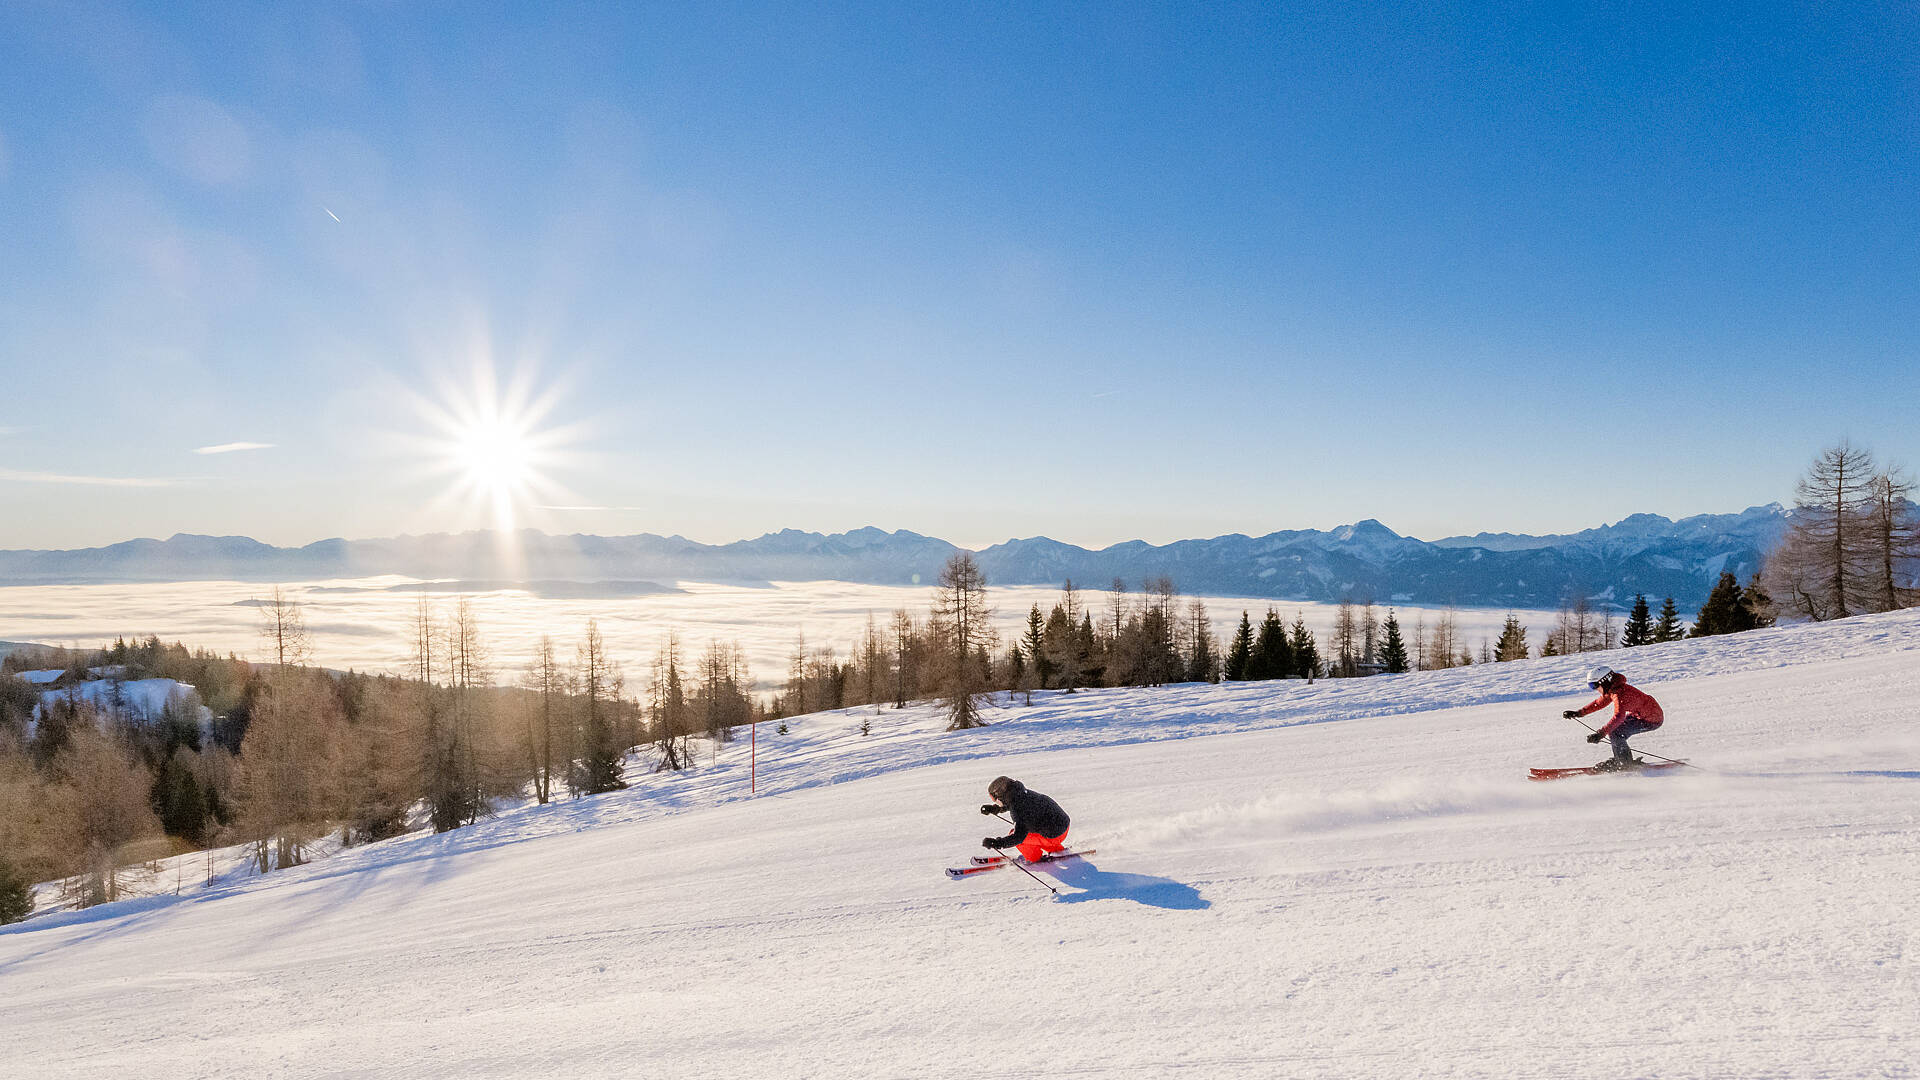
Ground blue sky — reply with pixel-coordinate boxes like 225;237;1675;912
1;2;1915;551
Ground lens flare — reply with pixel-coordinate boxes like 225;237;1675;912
398;358;588;538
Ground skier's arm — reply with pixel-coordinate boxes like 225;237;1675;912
985;814;1032;849
1590;695;1633;737
1570;694;1608;719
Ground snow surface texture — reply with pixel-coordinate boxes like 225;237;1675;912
5;610;1918;1078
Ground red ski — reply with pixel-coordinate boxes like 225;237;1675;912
946;849;1095;879
1528;761;1687;781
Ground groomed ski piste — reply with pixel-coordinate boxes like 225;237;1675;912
6;609;1919;1079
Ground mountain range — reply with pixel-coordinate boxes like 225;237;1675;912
0;505;1799;611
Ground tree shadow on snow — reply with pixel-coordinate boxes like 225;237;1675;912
1044;860;1209;910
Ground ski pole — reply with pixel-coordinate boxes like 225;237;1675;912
1565;715;1695;768
987;813;1057;896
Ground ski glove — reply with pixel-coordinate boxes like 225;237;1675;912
982;836;1012;849
1562;710;1581;720
980;804;1002;816
1586;732;1604;744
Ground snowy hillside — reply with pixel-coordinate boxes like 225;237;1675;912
5;611;1919;1078
18;671;211;739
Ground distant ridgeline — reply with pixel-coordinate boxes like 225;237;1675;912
0;507;1798;611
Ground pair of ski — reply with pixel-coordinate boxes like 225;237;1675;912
945;848;1094;879
1528;760;1686;781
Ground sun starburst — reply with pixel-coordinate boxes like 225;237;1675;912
401;360;587;536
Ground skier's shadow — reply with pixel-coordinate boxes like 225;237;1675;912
1044;860;1209;910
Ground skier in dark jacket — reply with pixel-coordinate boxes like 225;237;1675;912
980;776;1071;862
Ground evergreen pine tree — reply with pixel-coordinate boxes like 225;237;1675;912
1540;635;1559;657
1224;612;1253;681
1622;594;1654;647
1652;597;1684;642
1378;611;1409;673
0;855;32;925
1077;614;1102;688
1253;608;1290;681
1023;605;1052;689
1692;572;1757;637
1289;614;1319;681
1493;615;1529;661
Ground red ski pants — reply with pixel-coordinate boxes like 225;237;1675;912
1016;830;1068;863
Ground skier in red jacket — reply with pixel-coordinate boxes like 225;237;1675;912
1564;666;1664;770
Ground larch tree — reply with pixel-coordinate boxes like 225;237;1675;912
890;608;915;708
54;725;166;905
0;739;70;888
257;586;312;668
409;598;465;829
240;592;340;870
574;620;627;794
648;633;694;770
1864;466;1919;612
1776;440;1877;619
785;630;809;717
525;636;563;801
1105;579;1129;655
1331;600;1358;677
860;613;888;709
934;553;994;730
236;667;344;872
1185;599;1218;683
445;598;495;829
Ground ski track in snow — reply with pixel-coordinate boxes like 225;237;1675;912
4;610;1919;1078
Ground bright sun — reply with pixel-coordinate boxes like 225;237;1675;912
455;418;536;499
407;363;580;534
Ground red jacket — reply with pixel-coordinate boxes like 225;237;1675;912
1573;680;1664;737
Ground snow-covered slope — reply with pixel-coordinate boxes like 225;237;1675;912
5;612;1919;1078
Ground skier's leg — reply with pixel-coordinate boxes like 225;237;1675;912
1609;717;1655;762
1017;831;1068;862
1608;728;1632;762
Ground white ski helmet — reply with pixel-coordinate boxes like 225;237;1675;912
1585;665;1616;690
